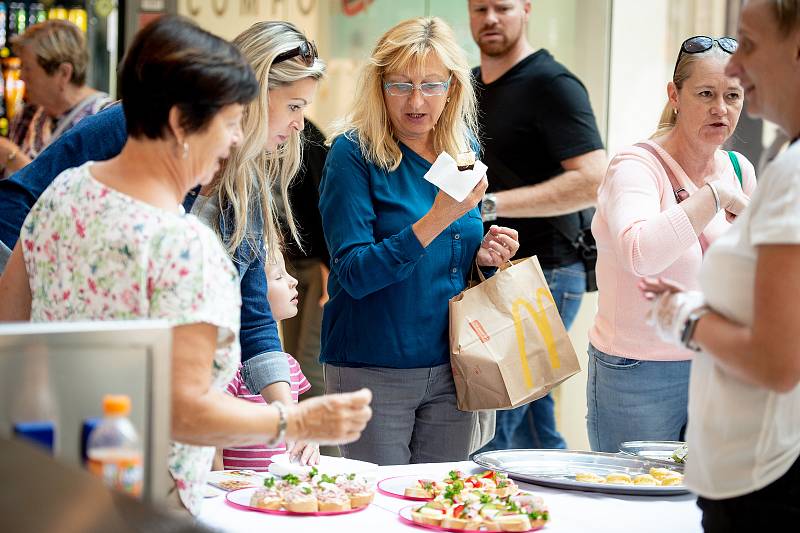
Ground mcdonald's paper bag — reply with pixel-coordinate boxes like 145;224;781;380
449;256;581;411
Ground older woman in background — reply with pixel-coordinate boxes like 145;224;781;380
587;34;756;452
319;17;519;465
642;0;800;529
0;20;112;178
0;16;371;515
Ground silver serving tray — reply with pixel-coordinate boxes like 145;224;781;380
472;449;689;496
618;440;685;463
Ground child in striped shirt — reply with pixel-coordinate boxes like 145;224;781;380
221;250;314;471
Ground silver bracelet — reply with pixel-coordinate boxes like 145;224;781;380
266;401;288;447
706;182;721;212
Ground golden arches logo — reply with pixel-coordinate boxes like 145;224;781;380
511;288;561;389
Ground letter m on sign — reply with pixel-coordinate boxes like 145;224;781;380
240;0;258;15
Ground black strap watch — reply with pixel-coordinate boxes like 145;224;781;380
680;307;710;352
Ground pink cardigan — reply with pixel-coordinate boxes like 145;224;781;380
589;140;757;361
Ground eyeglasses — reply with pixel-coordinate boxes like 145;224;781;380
274;41;318;67
383;75;452;97
673;36;738;76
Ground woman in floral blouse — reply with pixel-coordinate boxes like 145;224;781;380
0;16;372;515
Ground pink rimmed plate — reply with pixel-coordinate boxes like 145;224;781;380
226;487;371;516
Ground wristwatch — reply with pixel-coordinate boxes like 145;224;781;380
680;307;710;352
481;193;497;222
266;400;288;447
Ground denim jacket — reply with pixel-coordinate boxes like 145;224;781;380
0;104;289;393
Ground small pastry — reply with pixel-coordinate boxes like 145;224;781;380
605;472;633;485
456;151;476;171
283;482;319;512
405;478;437;498
650;467;679;481
335;473;374;508
575;472;606;483
441;502;482;530
491;513;533;532
659;473;684;486
316;481;351;511
633;474;659;486
411;502;447;526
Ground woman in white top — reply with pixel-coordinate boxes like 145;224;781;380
641;0;800;529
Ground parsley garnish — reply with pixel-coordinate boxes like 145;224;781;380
282;474;300;485
302;486;312;495
264;477;276;489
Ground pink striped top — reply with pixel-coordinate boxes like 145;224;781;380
222;355;311;471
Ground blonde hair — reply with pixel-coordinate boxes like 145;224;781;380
652;43;732;138
329;17;478;171
12;20;88;86
215;21;325;262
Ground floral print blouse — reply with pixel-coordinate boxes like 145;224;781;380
21;163;241;515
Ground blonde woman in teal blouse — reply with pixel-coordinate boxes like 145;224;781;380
319;17;519;465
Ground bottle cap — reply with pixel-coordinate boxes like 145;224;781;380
103;394;131;416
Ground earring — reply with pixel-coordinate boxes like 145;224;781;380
674;108;679;115
182;141;189;159
446;97;451;103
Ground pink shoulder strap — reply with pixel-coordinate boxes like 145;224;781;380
634;142;689;203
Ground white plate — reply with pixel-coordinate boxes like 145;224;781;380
267;454;378;480
206;469;267;492
377;475;432;501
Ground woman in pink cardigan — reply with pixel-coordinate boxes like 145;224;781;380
586;36;757;452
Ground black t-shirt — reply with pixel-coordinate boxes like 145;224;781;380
474;49;604;268
281;121;330;265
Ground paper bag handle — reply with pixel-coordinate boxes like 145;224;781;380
473;259;514;282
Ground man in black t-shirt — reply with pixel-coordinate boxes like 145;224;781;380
469;0;607;451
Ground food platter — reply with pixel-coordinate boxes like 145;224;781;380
398;504;545;533
618;441;686;463
472;449;689;496
226;487;370;516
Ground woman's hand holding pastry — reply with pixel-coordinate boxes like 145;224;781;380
476;225;520;267
430;176;488;224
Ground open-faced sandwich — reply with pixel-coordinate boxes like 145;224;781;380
247;468;375;514
405;478;444;499
409;477;549;532
405;470;519;500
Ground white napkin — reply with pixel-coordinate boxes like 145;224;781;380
423;152;488;202
267;453;379;480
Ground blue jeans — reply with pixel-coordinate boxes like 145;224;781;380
480;261;585;452
586;344;690;452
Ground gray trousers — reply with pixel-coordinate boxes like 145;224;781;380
324;363;477;465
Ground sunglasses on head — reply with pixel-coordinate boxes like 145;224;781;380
673;36;738;77
273;40;318;67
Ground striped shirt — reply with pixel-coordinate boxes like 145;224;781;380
222;355;311;471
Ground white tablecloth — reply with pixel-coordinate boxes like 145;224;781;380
198;461;702;532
